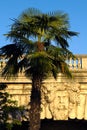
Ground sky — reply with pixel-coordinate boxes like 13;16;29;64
0;0;87;54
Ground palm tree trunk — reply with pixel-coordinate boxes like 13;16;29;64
29;76;42;130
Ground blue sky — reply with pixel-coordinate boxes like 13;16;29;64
0;0;87;54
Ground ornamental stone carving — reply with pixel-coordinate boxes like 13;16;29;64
41;82;81;120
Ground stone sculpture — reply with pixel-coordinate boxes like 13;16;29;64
41;82;81;120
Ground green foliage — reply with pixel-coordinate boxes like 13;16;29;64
5;123;13;130
0;84;16;123
0;8;78;80
0;83;26;130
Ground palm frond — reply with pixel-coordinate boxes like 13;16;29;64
0;8;78;80
55;35;69;48
20;8;42;18
67;31;79;36
1;57;19;78
0;43;24;58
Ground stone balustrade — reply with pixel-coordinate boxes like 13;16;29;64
66;55;87;70
0;55;87;70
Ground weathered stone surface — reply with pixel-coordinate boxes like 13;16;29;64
0;55;87;120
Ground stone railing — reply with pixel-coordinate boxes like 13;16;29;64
66;55;87;70
0;55;87;71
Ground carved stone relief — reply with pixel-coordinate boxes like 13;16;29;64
5;82;87;120
41;82;81;120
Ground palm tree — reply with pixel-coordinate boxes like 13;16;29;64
0;8;78;130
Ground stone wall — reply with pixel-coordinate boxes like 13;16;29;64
2;76;87;120
0;55;87;120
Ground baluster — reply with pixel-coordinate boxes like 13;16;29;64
73;59;77;69
68;58;73;69
78;58;81;69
